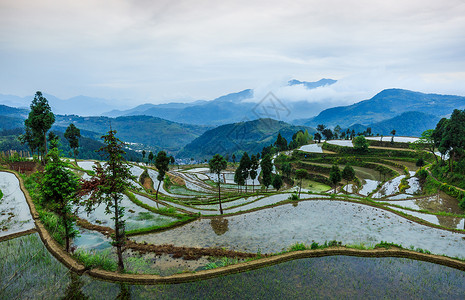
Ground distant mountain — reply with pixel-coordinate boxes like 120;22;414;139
54;115;210;153
0;93;128;116
0;103;210;153
178;118;315;159
102;79;338;125
348;111;441;137
296;89;465;128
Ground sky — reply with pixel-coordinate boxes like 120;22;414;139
1;0;465;107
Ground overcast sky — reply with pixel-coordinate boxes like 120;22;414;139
1;0;465;106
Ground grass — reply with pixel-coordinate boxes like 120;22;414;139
73;248;117;271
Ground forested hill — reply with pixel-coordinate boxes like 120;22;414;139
54;115;210;152
178;118;315;159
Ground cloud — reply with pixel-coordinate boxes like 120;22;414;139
0;0;464;102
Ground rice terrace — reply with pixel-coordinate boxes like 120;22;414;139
2;1;465;299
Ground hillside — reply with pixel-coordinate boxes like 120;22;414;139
348;111;440;137
178;118;315;159
297;89;465;128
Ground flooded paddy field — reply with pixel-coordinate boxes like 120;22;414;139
0;172;34;237
132;200;465;258
75;195;177;231
2;233;465;299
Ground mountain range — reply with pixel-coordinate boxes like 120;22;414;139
295;88;465;128
102;79;338;125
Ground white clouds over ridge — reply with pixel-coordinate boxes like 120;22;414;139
0;0;464;103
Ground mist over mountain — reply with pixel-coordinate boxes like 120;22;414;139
102;79;338;125
0;93;129;116
294;89;465;128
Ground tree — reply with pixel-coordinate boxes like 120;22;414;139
314;132;322;143
249;154;259;192
148;151;154;165
316;124;326;133
410;129;438;163
272;174;283;191
440;109;465;172
142;150;146;160
366;127;372;136
334;125;342;139
274;133;288;151
329;164;341;193
353;135;369;152
390;129;396;143
169;155;175;165
295;169;307;198
209;154;227;214
79;130;134;272
23;91;55;163
234;165;245;192
232;154;236;164
260;154;273;191
281;162;292;179
322;128;333;140
239;152;251;193
341;165;356;185
155;151;170;202
40;140;79;252
64;123;81;165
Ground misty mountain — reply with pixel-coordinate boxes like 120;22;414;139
295;89;465;128
0;93;129;116
101;78;337;125
348;111;441;137
54;115;210;153
178;118;315;159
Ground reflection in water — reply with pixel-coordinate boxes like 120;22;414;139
210;218;229;235
62;272;89;300
116;283;131;300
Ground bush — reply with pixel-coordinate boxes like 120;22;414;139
289;243;307;251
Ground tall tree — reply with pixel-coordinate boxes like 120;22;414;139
40;140;79;252
142;150;146;160
322;128;334;140
24;91;55;163
148;151;154;165
249;154;259;192
334;125;342;139
329;164;342;193
239;152;251;193
390;129;396;143
79;130;134;272
314;132;322;143
260;154;273;191
232;154;236;164
316;124;326;133
440;109;465;172
64;123;81;165
155;151;170;202
274;133;288;151
209;154;227;214
295;169;307;198
234;165;245;193
341;165;356;185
